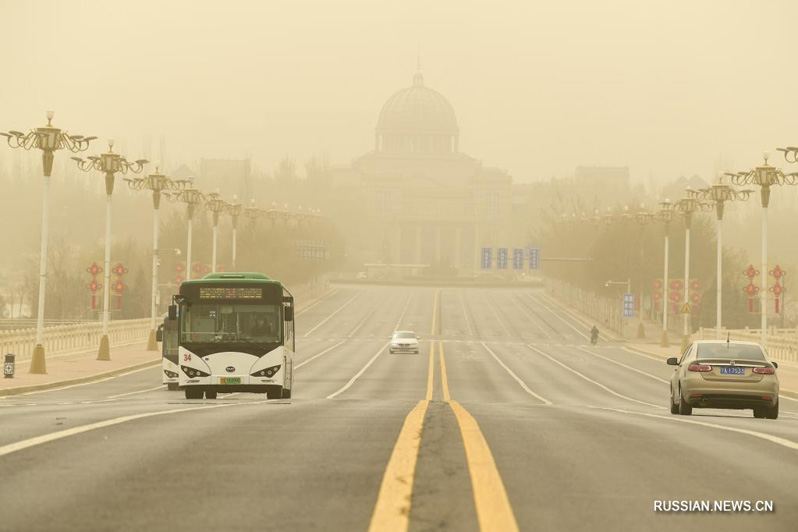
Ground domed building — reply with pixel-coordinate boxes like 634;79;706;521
332;71;514;274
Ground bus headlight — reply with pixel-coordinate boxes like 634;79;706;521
251;364;281;378
164;369;178;379
180;365;211;378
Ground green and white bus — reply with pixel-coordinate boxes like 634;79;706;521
156;316;180;390
171;272;295;400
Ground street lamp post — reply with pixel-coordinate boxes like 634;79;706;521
634;206;655;339
72;140;147;361
656;200;675;347
728;155;798;349
696;178;752;339
674;189;711;352
205;190;229;273
227;195;243;270
1;112;96;373
126;169;186;351
170;186;206;281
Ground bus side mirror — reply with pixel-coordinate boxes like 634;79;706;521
168;305;177;320
155;327;163;342
284;306;294;322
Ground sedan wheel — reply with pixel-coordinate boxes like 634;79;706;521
753;407;766;419
765;402;779;420
669;387;679;415
678;387;692;415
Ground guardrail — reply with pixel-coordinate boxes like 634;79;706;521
0;318;151;362
698;327;798;364
546;278;625;336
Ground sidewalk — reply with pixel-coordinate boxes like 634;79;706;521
0;343;160;397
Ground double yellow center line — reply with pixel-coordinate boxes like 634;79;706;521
368;291;519;532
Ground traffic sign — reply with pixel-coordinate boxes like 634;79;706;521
512;249;524;270
497;248;508;269
680;303;691;314
481;247;492;269
528;247;540;270
623;293;635;318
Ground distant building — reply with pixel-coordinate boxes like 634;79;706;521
332;71;514;271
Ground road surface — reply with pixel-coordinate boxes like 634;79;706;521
1;285;796;531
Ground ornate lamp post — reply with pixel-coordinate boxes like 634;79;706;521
656;200;675;347
170;186;206;281
777;146;798;164
696;178;752;339
226;195;243;270
1;112;95;373
674;189;712;351
73;140;147;360
205;190;229;273
727;155;798;349
126;168;187;350
634;206;655;339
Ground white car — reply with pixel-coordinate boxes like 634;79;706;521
389;331;420;354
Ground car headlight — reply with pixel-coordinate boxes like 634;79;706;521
251;364;281;378
180;365;211;378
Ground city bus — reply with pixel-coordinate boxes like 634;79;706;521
156;316;180;390
171;272;295;400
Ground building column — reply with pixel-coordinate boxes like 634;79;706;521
435;226;442;264
454;226;462;268
415;226;422;264
394;223;402;264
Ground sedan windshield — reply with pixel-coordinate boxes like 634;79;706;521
393;332;416;339
697;343;766;361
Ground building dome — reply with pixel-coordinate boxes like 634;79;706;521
375;73;460;155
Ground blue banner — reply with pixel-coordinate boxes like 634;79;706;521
512;249;524;270
481;247;492;269
497;248;508;269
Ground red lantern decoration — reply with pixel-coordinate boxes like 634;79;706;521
743;265;759;280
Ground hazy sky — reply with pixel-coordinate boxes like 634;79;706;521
1;0;796;183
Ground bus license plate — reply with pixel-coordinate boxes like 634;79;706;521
720;367;745;375
220;377;241;384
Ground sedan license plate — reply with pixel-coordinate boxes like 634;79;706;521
720;367;745;375
220;377;241;384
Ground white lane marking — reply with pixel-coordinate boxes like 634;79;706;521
574;346;669;384
589;406;798;452
394;291;414;331
327;343;388;399
528;293;591;341
295;341;347;370
780;394;798;403
106;385;165;399
296;288;339;317
481;342;551;405
510;294;548;339
0;400;270;458
303;292;361;338
458;292;475;336
527;344;664;409
621;346;668;362
15;364;160;397
483;294;513;337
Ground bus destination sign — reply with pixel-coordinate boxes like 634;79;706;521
199;287;263;300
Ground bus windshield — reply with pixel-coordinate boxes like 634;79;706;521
181;303;282;344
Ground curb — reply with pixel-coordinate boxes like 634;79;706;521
0;358;161;397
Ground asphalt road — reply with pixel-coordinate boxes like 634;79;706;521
1;285;797;532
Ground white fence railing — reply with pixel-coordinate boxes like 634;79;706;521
0;318;151;362
0;275;332;363
698;327;798;364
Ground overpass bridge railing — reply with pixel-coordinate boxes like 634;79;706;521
0;318;151;362
698;327;798;364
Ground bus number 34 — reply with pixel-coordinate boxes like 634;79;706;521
183;353;192;362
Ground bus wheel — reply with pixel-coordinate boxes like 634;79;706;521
281;388;292;399
167;383;180;391
185;388;203;399
205;390;218;399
